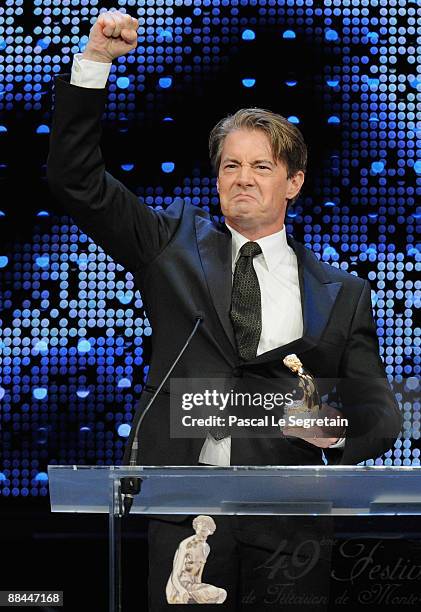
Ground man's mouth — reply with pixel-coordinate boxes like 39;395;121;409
233;194;254;200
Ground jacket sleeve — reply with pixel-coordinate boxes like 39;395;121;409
46;73;183;274
324;280;402;466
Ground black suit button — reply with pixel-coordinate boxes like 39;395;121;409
232;368;242;377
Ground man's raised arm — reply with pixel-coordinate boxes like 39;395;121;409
46;10;182;273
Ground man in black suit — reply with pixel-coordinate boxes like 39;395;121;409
46;9;402;611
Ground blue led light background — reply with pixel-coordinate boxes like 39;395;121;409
0;0;419;497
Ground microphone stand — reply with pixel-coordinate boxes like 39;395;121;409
119;313;204;517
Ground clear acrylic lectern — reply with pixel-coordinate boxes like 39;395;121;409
48;465;421;612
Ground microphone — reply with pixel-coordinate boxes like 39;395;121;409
120;312;205;516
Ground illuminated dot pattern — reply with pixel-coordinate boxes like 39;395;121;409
0;1;419;496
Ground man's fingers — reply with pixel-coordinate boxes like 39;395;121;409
113;14;133;38
99;14;117;37
98;13;113;31
121;28;138;44
110;14;125;38
99;12;137;39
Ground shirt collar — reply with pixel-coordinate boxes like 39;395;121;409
225;222;290;273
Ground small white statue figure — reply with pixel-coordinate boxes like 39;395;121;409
166;515;227;604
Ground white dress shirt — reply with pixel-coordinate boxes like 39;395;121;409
69;55;346;465
70;53;112;88
199;223;345;465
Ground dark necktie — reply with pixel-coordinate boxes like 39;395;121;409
208;241;262;442
229;241;263;361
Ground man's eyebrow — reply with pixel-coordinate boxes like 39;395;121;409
221;157;275;165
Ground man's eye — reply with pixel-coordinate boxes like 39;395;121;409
223;164;270;170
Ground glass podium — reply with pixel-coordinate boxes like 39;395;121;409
48;465;421;611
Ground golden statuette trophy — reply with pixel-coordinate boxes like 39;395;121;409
283;353;321;418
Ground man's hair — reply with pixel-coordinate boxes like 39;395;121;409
192;515;216;534
208;108;307;205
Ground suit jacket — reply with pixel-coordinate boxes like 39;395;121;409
46;74;402;476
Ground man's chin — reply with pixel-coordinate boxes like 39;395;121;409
232;198;255;207
229;202;256;217
225;216;258;234
222;203;260;228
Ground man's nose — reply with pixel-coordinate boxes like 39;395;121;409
236;164;254;185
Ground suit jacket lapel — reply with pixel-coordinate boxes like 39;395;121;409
195;215;343;365
195;215;237;352
290;236;343;339
243;235;343;365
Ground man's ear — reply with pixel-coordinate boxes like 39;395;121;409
286;171;305;201
216;176;219;193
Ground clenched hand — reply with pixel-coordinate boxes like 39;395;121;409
82;9;139;63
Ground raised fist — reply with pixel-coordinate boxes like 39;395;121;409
82;9;139;63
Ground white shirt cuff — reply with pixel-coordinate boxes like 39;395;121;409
328;436;345;449
70;53;112;89
198;433;231;466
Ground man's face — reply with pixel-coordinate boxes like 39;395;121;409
216;128;304;239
